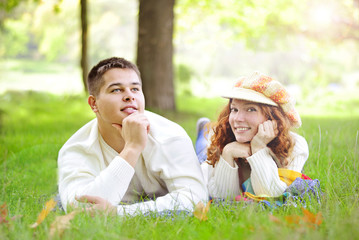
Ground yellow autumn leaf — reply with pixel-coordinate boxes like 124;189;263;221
49;210;80;238
285;215;301;225
193;200;211;221
30;198;57;228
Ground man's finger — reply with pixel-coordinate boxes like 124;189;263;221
76;195;101;204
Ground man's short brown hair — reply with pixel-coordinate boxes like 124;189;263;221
87;57;141;96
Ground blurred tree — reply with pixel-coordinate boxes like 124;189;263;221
300;0;359;42
0;14;30;57
31;1;78;61
80;0;88;92
137;0;176;110
1;0;89;92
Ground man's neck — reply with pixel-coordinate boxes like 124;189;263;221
98;123;125;154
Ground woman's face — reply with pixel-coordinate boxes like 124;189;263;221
228;99;268;143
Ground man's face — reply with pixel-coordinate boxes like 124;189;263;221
89;68;145;126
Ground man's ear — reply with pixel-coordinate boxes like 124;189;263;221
88;95;98;112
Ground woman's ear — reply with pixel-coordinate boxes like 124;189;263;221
88;95;98;112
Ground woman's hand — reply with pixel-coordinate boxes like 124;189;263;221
251;120;278;154
76;195;117;216
222;142;251;167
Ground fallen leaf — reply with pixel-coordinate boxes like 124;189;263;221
0;203;23;226
268;214;281;224
30;198;57;228
193;200;211;221
302;207;323;228
49;210;80;238
285;215;301;225
0;203;8;224
284;208;323;229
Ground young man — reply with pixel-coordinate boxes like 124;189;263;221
58;57;207;216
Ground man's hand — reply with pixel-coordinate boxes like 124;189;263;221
251;120;278;154
112;112;150;167
222;142;251;167
76;195;117;217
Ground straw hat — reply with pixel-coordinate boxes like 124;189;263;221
222;72;301;127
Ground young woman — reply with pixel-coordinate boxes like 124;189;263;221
199;72;309;199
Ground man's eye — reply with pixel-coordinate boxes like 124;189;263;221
112;89;121;93
132;88;139;92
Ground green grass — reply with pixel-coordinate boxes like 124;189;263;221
1;90;359;239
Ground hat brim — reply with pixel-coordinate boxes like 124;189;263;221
221;87;278;106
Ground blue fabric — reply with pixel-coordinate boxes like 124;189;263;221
242;178;255;194
283;178;322;205
195;128;208;164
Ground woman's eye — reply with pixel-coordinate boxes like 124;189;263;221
132;88;139;92
247;107;257;112
230;108;238;112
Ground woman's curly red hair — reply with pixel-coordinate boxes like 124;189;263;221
207;100;294;167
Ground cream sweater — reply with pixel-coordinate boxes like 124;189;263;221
58;110;208;215
201;132;309;198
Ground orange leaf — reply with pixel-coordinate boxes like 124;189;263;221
0;203;7;217
0;203;8;224
285;215;301;225
0;203;22;225
30;198;57;228
301;207;323;227
284;208;323;229
268;214;281;224
193;200;211;221
49;210;79;238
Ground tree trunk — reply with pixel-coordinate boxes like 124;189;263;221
80;0;88;93
137;0;176;110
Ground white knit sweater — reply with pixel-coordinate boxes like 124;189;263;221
58;110;208;215
201;132;309;198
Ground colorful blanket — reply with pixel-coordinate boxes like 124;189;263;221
236;169;321;207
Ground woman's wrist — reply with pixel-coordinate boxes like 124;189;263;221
222;146;236;167
250;141;267;155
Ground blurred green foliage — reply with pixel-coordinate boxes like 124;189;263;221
1;0;359;99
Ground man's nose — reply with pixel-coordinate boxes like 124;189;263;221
123;90;135;102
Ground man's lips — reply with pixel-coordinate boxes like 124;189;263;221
121;106;138;114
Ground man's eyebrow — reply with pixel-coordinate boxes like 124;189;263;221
107;82;142;88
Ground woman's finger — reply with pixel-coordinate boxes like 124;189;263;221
257;123;264;134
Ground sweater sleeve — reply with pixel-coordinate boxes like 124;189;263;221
247;133;309;197
285;133;309;172
116;136;208;216
58;148;135;212
206;156;241;199
246;148;287;197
